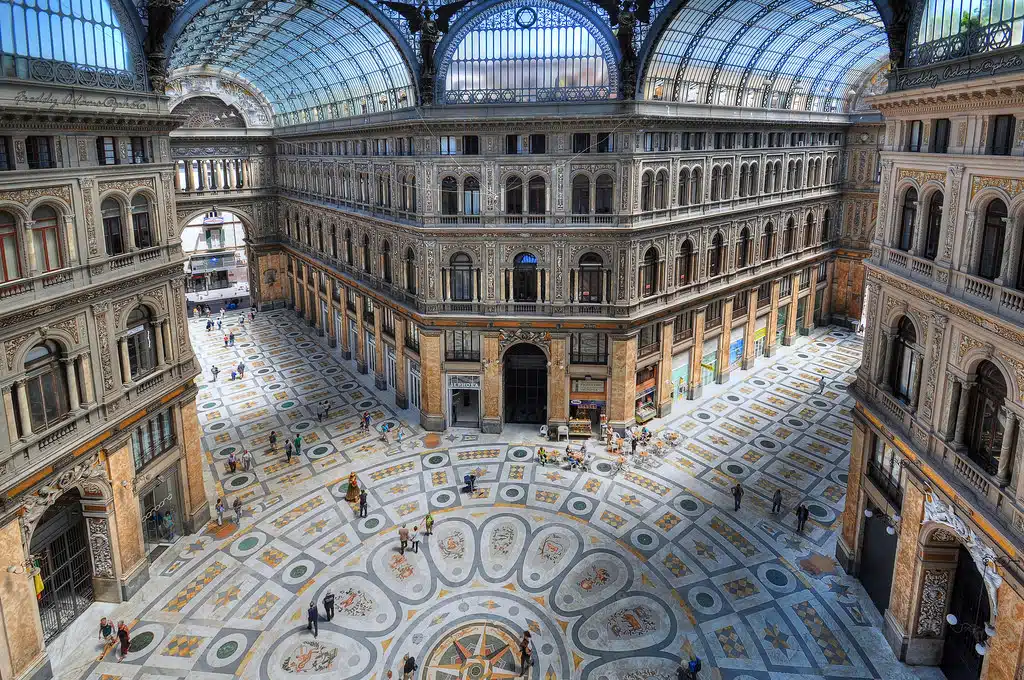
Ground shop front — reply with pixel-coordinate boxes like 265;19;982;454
671;350;690;400
408;360;422;411
776;304;789;345
569;377;607;437
140;472;183;555
729;326;744;368
448;374;481;428
754;316;768;358
797;297;808;335
635;365;658;424
701;337;719;387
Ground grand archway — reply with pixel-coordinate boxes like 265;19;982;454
503;344;547;424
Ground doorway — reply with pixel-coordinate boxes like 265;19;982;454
503;344;547;424
451;389;480;427
30;490;94;643
859;513;898;614
941;547;989;680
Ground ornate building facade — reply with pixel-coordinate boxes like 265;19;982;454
0;80;207;680
838;73;1024;680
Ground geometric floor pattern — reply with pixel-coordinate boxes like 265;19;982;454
68;312;940;680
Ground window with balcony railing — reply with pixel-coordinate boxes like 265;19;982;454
405;320;420;353
445;330;479;362
757;281;772;308
363;297;375;323
673;310;694;342
381;307;396;337
705;300;723;330
867;434;904;509
570;332;608;364
733;292;748;318
638;323;660;357
131;409;177;472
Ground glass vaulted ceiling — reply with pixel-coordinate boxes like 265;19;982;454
169;0;414;126
642;0;888;112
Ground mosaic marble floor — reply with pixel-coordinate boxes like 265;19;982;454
67;312;941;680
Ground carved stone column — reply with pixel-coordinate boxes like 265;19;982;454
688;307;707;399
15;380;32;438
418;331;445;432
355;294;367;375
547;336;568;430
996;409;1016;485
119;338;132;384
153;322;165;367
161;321;172;364
63;358;80;411
608;334;638;433
765;280;781;357
742;288;758;370
394;316;408;409
373;309;386;391
959;210;977;273
953;379;973;447
717;296;734;383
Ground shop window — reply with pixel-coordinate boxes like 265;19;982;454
131;409;176;471
570;333;608;364
445;330;479;362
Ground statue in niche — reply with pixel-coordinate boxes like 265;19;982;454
383;0;474;105
587;0;654;99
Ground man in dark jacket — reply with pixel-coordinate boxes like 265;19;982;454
323;591;335;621
307;600;319;637
732;483;744;511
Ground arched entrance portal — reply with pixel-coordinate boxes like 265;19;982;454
503;344;547;424
29;489;94;643
942;545;990;680
180;209;251;314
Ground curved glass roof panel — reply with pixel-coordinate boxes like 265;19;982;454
642;0;887;112
169;0;414;126
438;1;617;104
0;0;131;70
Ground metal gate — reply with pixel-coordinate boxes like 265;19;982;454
36;513;94;643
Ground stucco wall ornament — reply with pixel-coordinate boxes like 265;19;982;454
86;517;114;578
923;494;1003;618
499;329;551;352
21;453;107;546
915;569;951;637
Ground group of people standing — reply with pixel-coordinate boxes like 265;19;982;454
98;617;132;662
735;483;812;532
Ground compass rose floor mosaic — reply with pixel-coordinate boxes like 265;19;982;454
65;312;943;680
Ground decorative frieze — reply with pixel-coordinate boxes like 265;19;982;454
0;184;72;206
97;177;156;195
896;168;946;186
969;175;1024;201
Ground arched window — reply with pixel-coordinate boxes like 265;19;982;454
125;306;157;380
31;206;63;272
345;228;353;264
690;168;703;205
595;174;613;215
654;170;668;209
978;199;1007;281
578;253;603;303
967;361;1009;474
102;199;125;256
513;252;538;301
783;218;796;253
722;165;733;199
787;161;795;189
441;176;459;215
678;168;690;206
381;240;392;283
924;192;943;260
405;248;417;294
748;163;758;196
708;232;725;276
528;177;546;214
710;167;721;201
898;187;917;252
505;177;524;214
450;253;473;301
739;165;749;198
362;234;371;272
774;161;783;192
764;164;773;193
0;211;22;282
737;227;751;268
463;177;480;216
762;222;775;260
330;225;338;258
890;316;920;404
572;175;590;215
677;240;694;285
794;160;803;188
131;195;153;249
803;214;815;249
640;247;658;297
317;221;324;252
821;210;832;242
641;172;654;211
22;341;70;433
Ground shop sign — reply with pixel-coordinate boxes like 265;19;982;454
636;386;656;398
570;400;604;408
448;374;480;390
636;378;656;394
729;339;744;365
754;327;767;341
572;379;605;393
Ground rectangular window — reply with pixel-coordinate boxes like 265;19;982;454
596;132;612;152
673;310;694;342
714;132;724;150
932;119;950;153
131;409;177;472
817;261;828;282
867;433;904;508
346;288;357;312
757;281;772;308
800;268;811;290
363;296;375;323
780;275;793;297
643;132;669;152
692;132;704;150
406;320;420;352
569;332;608;364
506;134;523;154
463;135;479;155
705;300;723;329
733;292;748;316
0;137;11;170
907;120;923;152
990;115;1015;156
529;134;546;154
638;323;660;357
381;307;396;336
445;330;480;362
573;133;591;154
97;137;118;165
439;136;457;155
127;137;148;163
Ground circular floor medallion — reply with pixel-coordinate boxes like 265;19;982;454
130;631;154;652
757;563;797;593
509;447;531;460
282;559;316;586
694;411;714;422
207;421;229;432
687;585;723;616
431;490;456;508
423;453;449;469
227;473;255;490
423;620;521;678
725;394;743;403
755;437;778;450
630;529;659;551
751;378;769;387
568;496;594;516
307;444;333;459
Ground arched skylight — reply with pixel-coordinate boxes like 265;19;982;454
909;0;1022;66
169;0;415;126
641;0;888;112
0;0;131;70
438;1;617;104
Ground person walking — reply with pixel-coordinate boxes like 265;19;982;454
294;434;303;457
237;361;245;378
285;440;293;463
223;334;229;348
363;411;371;431
242;449;253;472
211;366;220;382
631;437;639;457
323;399;331;420
518;631;532;677
402;655;418;680
217;319;223;330
323;591;335;621
228;451;237;473
233;497;243;524
398;524;410;555
818;376;826;394
772;488;783;514
116;621;130;662
732;483;744;511
359;489;368;518
411;526;421;553
215;498;225;526
99;617;115;646
796;504;810;532
397;427;403;445
269;430;278;453
424;512;434;536
228;331;235;346
306;600;319;638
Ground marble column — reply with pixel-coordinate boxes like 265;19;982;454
3;385;19;442
64;358;80;411
804;276;818;332
394;316;408;409
373;310;386;391
938;375;957;441
657;322;674;416
688;307;707;399
79;355;95;404
15;380;31;437
607;335;638;432
153;322;165;366
765;280;781;357
997;409;1017;485
162;321;172;364
481;334;501;433
784;273;799;345
547;336;569;429
0;514;49;680
742;288;758;370
355;295;367;374
877;331;893;385
119;338;132;384
953;379;972;447
418;331;445;431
